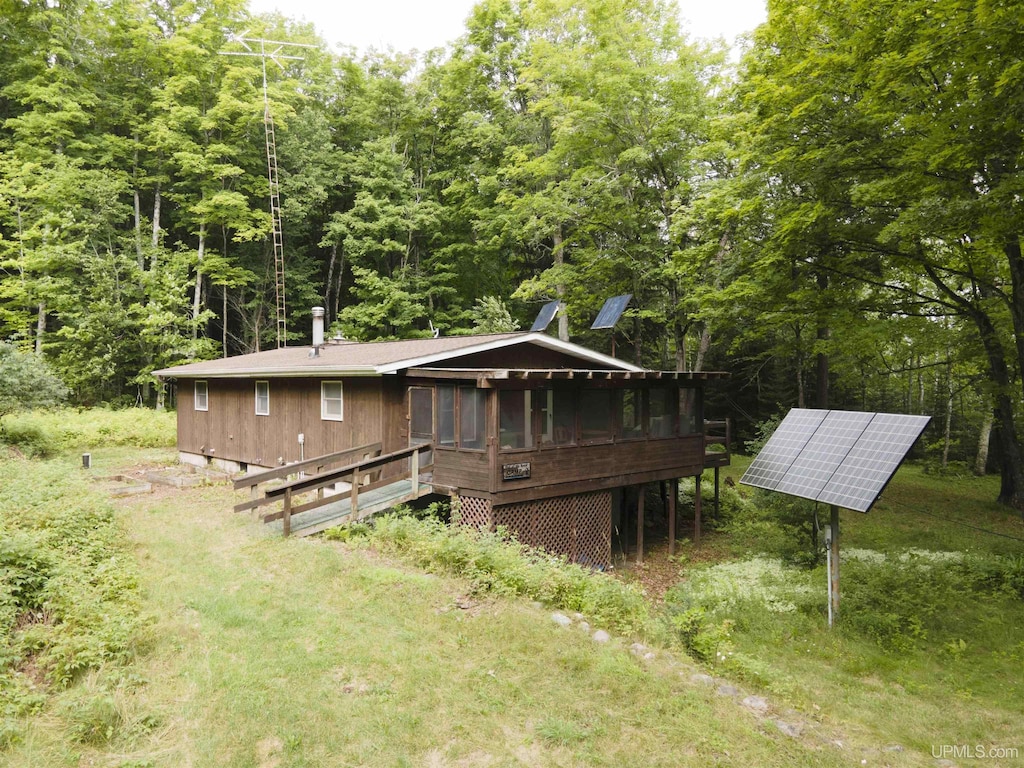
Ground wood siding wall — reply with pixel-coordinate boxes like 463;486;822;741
176;377;386;467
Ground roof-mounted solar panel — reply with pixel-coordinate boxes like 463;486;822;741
530;300;562;332
590;294;632;330
740;408;930;513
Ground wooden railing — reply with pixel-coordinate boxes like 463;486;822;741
232;442;382;514
260;443;433;536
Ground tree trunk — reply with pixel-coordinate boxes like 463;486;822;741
192;223;206;339
553;227;569;342
816;328;829;409
694;323;711;372
795;324;805;408
1003;235;1024;401
942;359;953;469
133;188;144;272
973;311;1024;508
151;182;161;252
975;407;993;476
326;243;338;324
35;302;46;355
222;284;228;358
816;271;829;409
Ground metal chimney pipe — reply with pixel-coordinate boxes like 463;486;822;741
312;306;325;348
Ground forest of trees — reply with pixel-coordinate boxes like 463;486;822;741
0;0;1022;506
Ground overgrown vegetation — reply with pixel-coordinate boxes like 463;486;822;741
0;457;148;747
1;407;175;457
328;507;652;638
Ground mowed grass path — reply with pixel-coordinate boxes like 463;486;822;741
85;450;848;768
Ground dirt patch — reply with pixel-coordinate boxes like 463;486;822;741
255;736;284;768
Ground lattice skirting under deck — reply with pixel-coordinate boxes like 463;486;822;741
454;491;612;570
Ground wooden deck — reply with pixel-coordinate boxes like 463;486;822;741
265;478;434;537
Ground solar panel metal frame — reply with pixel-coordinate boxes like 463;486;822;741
590;294;632;330
530;300;562;332
740;408;930;513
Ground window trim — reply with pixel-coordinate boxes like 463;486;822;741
321;380;344;422
255;380;270;416
194;380;208;412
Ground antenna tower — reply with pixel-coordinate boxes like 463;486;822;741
220;34;314;348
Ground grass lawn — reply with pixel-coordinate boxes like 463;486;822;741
2;434;1022;767
2;447;852;767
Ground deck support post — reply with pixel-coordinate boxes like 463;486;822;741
411;447;420;497
668;478;678;557
282;488;292;537
350;471;360;519
635;484;645;564
694;473;702;546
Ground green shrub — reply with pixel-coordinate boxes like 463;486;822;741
0;422;57;458
670;607;734;663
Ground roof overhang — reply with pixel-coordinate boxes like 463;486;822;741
154;366;382;379
407;368;728;383
375;332;642;374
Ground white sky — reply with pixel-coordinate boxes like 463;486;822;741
246;0;768;57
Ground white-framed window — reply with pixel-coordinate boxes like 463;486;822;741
255;380;270;416
321;381;344;421
194;380;208;412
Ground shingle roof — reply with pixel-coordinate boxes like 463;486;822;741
152;332;642;378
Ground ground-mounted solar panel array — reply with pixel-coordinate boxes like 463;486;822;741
740;409;931;513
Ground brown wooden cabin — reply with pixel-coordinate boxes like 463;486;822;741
154;328;728;567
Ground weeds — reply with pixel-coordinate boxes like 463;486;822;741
330;512;651;637
2;408;175;457
0;454;147;742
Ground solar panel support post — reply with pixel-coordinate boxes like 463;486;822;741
828;504;840;627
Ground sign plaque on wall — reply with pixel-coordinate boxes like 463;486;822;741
501;462;531;481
